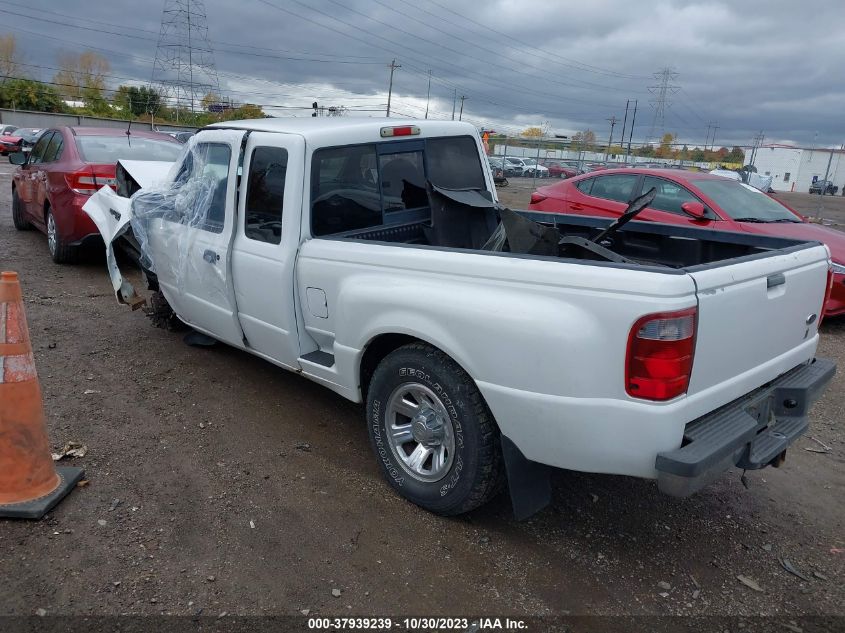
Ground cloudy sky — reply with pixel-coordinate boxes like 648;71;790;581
2;0;844;148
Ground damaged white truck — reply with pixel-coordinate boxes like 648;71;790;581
83;119;835;519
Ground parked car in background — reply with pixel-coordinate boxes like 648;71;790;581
542;160;579;179
504;157;528;176
522;158;549;178
4;128;45;155
528;168;845;316
0;125;18;137
810;180;838;195
10;126;183;263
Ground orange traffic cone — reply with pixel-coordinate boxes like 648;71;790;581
0;271;83;519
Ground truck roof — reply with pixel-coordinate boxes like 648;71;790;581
205;117;480;145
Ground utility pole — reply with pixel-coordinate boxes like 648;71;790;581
710;124;720;151
704;123;712;150
451;89;457;120
605;116;618;161
424;69;431;119
386;58;401;117
620;100;630;162
458;95;466;121
626;100;638;160
816;145;836;219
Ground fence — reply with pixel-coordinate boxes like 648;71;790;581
0;109;198;134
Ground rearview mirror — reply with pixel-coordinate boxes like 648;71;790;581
681;201;707;220
8;151;26;166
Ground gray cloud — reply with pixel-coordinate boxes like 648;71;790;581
3;0;843;147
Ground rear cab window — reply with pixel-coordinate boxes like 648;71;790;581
244;146;288;244
310;135;486;236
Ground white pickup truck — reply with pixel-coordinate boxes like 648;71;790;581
83;119;835;519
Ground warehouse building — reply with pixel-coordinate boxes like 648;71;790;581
749;144;845;193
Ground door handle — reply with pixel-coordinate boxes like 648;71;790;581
767;273;786;289
203;249;219;264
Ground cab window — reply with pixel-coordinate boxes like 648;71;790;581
641;176;701;215
168;142;231;233
589;174;639;203
310;135;488;236
244;146;288;244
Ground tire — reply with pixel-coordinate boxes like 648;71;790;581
366;342;504;515
46;207;78;264
11;188;31;230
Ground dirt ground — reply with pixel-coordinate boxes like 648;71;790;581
0;167;843;623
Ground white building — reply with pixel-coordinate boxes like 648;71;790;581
749;144;845;193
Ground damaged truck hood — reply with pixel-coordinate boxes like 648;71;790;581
82;159;175;308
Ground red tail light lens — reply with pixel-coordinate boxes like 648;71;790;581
66;170;116;195
821;265;834;324
530;193;547;204
626;307;697;401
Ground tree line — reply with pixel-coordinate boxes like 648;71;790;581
0;35;264;126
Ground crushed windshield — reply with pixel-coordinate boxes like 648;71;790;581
693;179;800;222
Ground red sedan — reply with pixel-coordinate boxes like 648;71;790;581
10;127;183;263
529;168;845;317
541;160;578;179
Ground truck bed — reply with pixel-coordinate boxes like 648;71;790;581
337;209;819;272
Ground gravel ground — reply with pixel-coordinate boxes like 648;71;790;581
0;167;843;621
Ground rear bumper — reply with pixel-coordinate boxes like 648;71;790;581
655;357;836;496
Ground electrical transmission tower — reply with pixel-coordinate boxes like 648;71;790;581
646;67;679;145
152;0;220;120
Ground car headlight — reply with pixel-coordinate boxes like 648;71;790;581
832;262;845;275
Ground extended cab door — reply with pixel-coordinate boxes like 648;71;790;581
145;129;246;345
230;131;305;368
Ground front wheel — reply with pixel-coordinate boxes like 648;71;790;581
11;188;31;230
366;343;504;515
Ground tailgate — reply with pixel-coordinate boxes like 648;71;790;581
687;243;829;394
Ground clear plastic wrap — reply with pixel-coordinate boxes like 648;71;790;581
83;135;241;316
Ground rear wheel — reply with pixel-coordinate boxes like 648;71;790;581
11;188;31;230
46;207;78;264
366;343;504;515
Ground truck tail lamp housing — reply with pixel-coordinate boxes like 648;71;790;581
380;125;420;138
626;307;697;401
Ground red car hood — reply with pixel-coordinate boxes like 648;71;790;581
0;135;21;144
738;221;845;263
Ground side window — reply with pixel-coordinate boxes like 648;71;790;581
168;142;231;233
783;172;791;183
576;178;594;194
311;144;381;236
244;146;287;244
589;174;639;203
28;132;54;165
427;136;486;190
641;176;701;215
379;150;425;212
42;133;63;163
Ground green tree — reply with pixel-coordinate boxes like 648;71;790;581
724;146;745;163
0;78;63;111
114;85;162;117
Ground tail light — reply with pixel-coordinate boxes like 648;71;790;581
820;265;834;324
66;169;116;195
626;307;697;401
529;192;547;204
